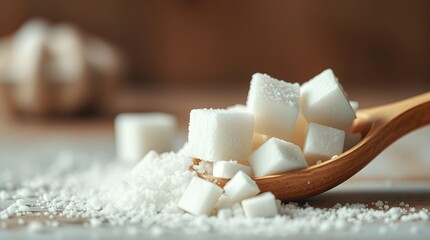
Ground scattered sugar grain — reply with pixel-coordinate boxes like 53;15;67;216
375;200;384;208
1;148;429;236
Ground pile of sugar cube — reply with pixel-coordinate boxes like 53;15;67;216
178;69;360;217
115;69;361;218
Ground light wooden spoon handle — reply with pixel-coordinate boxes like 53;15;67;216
356;91;430;148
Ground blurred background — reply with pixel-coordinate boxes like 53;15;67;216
0;0;429;127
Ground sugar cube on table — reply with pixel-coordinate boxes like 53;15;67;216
178;177;223;216
213;161;252;178
223;171;260;202
301;69;356;130
249;137;308;177
246;73;300;140
241;192;279;218
115;113;177;163
187;109;254;162
303;123;345;165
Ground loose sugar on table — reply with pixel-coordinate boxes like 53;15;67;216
0;149;429;236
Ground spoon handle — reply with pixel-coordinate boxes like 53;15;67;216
362;92;430;125
358;91;430;149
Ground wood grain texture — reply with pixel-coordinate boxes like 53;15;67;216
198;92;430;201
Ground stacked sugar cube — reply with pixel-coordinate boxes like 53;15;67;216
187;69;359;174
177;68;361;217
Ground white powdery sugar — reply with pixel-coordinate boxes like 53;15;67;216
0;149;429;236
111;152;195;214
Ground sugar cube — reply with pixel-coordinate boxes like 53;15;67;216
289;113;308;150
178;177;223;215
349;101;359;111
115;113;177;163
301;69;356;130
215;194;236;210
303;123;345;165
241;192;279;218
226;104;248;112
188;109;254;162
246;73;300;139
249;137;308;177
217;208;233;219
213;161;252;178
223;171;260;202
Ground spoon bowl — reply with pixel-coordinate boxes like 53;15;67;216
196;92;430;201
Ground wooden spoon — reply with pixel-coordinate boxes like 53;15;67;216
196;92;430;201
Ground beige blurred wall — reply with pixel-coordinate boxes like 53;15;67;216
0;0;429;91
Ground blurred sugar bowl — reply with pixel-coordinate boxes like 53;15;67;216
0;19;125;116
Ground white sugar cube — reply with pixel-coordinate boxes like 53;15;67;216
115;113;177;163
223;171;260;202
226;104;248;112
349;101;359;111
246;73;300;139
241;192;278;218
249;138;308;177
178;177;223;215
213;161;252;178
301;69;356;130
289;113;308;150
215;194;236;210
217;208;233;219
188;109;254;162
303;123;345;165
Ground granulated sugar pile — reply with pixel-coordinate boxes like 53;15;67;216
0;146;429;236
